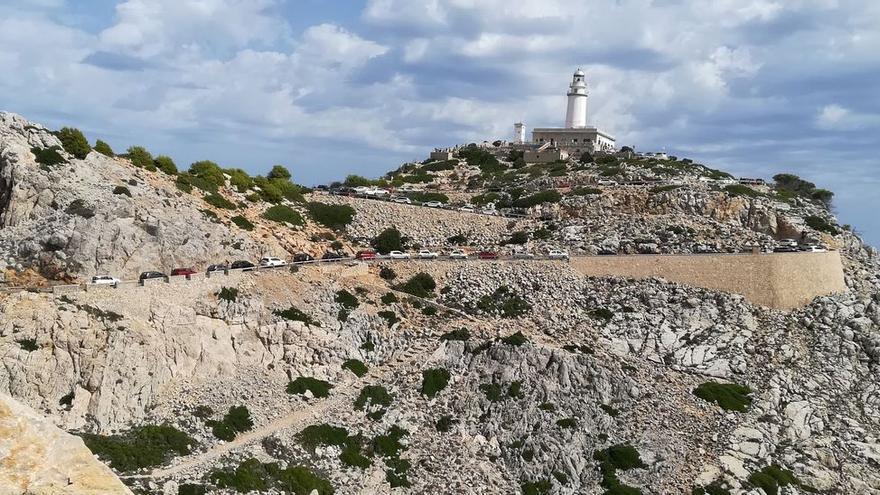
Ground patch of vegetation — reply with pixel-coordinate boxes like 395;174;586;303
440;328;471;341
650;184;681;194
521;479;552;495
17;338;39;352
79;304;123;322
552;471;568;485
178;483;207;495
230;215;254;231
354;385;393;420
286;377;332;398
538;402;556;412
459;145;504;174
204;193;237;210
479;383;504;402
94;139;114;157
209;406;254;441
306;202;355;230
381;292;398;305
127;146;155;171
372;426;411;488
773;173;834;207
513;189;562;208
600;404;620;417
65;199;95;218
805;215;839;235
377;310;399;327
692;482;732;495
505;230;529;245
154;155;178;175
724;184;761;198
447;233;467;245
507;380;523;398
209;458;333;494
192;405;214;419
113;185;132;197
593;444;646;495
371;227;405;253
393;272;436;298
334;289;359;322
563;344;594;354
55;127;91;159
570;186;602;196
298;423;350;449
31;146;67;168
360;339;375;352
557;417;578;429
422;305;438;316
217;287;238;302
59;392;74;407
590;307;615;321
378;266;396;280
501;331;529;346
262;205;303;225
693;382;752;412
274;306;318;326
748;465;802;495
476;286;531;318
342;359;368;377
81;424;193;472
420;368;450;397
175;174;194;193
435;414;455;432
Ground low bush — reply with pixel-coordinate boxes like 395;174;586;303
501;331;528;346
692;482;731;495
507;380;523;398
154;155;178;175
175;175;193;193
217;287;238;302
440;328;470;341
306;202;355;230
17;338;39;352
377;310;399;327
210;406;253;441
600;404;619;417
113;186;132;197
521;479;552;495
209;457;333;494
557;417;577;429
55;127;91;159
81;424;193;472
127;146;155;171
594;444;646;495
178;484;207;495
65;199;95;219
355;385;393;420
650;184;681;194
505;231;528;245
693;382;752;412
393;272;436;298
342;359;368;377
262;205;304;225
371;227;405;253
591;308;615;321
94;140;114;157
335;289;359;321
298;424;349;449
204;193;237;210
747;464;804;495
274;306;318;326
538;402;556;412
479;383;504;402
513;190;562;208
570;186;602;196
381;292;398;305
378;266;396;280
724;184;760;198
230;215;254;231
422;305;438;316
476;286;531;318
420;368;450;397
406;191;449;203
31;146;67;167
286;377;332;398
447;233;468;245
805;215;838;235
435;414;455;432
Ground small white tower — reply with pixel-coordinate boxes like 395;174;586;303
513;122;526;144
564;68;588;129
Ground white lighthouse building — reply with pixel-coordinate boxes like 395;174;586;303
564;69;588;128
529;69;616;153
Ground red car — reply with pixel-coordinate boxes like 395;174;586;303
355;250;377;261
478;251;499;260
171;267;197;276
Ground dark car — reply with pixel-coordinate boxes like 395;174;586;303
206;263;228;273
171;267;197;277
293;253;315;263
773;246;799;253
230;260;256;271
597;249;617;256
139;271;166;282
478;251;499;260
322;251;345;261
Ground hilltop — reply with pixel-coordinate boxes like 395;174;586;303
0;114;878;495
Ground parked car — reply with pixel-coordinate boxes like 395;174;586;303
800;245;828;253
171;267;197;276
230;260;256;271
293;253;315;263
206;264;228;273
139;271;166;281
449;250;468;260
481;208;498;216
259;256;287;268
458;205;476;213
90;275;120;286
597;179;617;186
322;251;345;261
597;248;617;255
423;201;443;208
418;249;439;259
548;249;569;260
478;251;499;260
512;251;535;259
778;239;799;248
356;250;377;261
773;246;799;253
391;196;412;204
388;250;410;260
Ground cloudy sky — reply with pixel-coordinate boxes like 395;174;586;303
1;0;878;244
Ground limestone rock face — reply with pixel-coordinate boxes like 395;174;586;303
0;392;131;495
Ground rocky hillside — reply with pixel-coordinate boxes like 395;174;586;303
0;115;878;495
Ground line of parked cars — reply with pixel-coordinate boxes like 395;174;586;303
772;239;827;253
354;248;569;261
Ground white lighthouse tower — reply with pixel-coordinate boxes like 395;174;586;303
564;68;588;129
513;122;526;144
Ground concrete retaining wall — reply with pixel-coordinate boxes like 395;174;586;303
569;251;847;310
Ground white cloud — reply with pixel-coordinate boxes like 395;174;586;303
815;104;880;130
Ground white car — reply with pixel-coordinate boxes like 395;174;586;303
423;201;443;208
449;250;468;260
548;249;569;260
481;208;498;216
418;249;439;259
365;188;389;197
91;275;120;286
458;205;476;213
391;196;412;204
512;251;535;259
388;251;410;260
800;245;828;253
259;256;287;268
597;179;617;186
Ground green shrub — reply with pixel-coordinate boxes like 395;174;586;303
805;215;838;235
342;359;368;377
355;385;393;420
211;406;253;441
420;368;450;397
747;465;801;495
521;479;552;495
17;338;38;352
94;140;114;157
230;215;254;231
204;193;236;210
440;328;470;341
298;424;350;449
557;417;577;429
217;287;238;302
81;424;193;472
724;184;760;198
263;205;304;225
591;308;615;321
372;425;408;458
475;286;530;318
178;483;207;495
371;227;405;253
393;272;436;298
501;331;528;346
594;444;646;495
65;199;95;218
306;202;355;230
507;380;523;398
600;404;619;417
693;382;752;412
513;190;562;208
189;160;225;186
506;231;528;245
379;266;396;280
650;185;680;194
175;175;194;193
692;482;731;495
274;306;318;326
538;402;556;412
459;146;504;173
435;415;455;432
55;127;91;159
210;458;333;494
381;292;398;305
571;186;602;196
31;146;67;167
226;168;253;192
154;155;178;175
268;164;291;180
286;377;332;398
422;305;438;316
377;310;399;327
471;192;502;206
340;443;372;468
113;186;132;197
335;290;359;310
479;383;504;402
447;233;467;245
127;146;154;170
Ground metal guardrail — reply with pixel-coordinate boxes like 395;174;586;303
321;190;531;219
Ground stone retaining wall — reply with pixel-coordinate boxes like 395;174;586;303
569;251;846;310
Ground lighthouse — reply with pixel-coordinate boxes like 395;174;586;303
564;68;588;129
